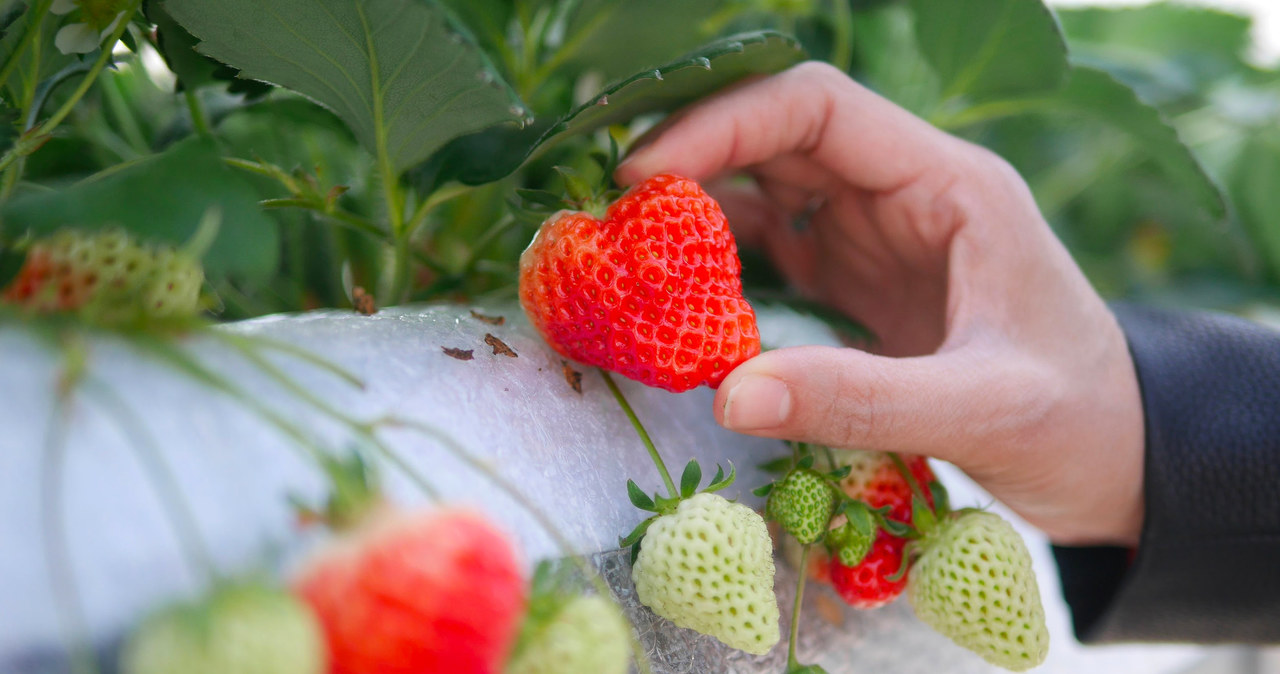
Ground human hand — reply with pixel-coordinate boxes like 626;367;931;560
615;62;1145;547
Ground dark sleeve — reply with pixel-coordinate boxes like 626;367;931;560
1052;304;1280;643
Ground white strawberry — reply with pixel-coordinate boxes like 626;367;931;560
907;510;1049;671
506;594;631;674
120;583;326;674
631;492;780;655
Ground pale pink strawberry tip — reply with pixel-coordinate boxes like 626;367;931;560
519;174;761;393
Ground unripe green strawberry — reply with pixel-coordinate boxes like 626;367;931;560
825;516;873;566
766;468;839;545
907;511;1048;671
120;583;326;674
1;228;203;325
631;492;780;654
506;595;631;674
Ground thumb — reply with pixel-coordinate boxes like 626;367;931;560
714;345;992;462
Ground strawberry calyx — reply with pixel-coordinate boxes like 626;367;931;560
291;451;382;532
619;458;736;563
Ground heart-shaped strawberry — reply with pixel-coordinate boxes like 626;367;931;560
519;174;760;392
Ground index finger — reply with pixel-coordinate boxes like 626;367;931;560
614;61;964;192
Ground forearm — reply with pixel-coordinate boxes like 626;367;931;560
1055;304;1280;643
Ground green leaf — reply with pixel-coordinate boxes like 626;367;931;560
146;0;271;97
752;483;774;498
556;0;727;81
162;0;528;175
910;0;1068;103
679;459;702;498
1;137;279;285
422;31;805;186
1231;129;1280;284
797;454;815;470
1056;66;1227;221
0;1;76;107
626;478;656;512
1057;3;1254;98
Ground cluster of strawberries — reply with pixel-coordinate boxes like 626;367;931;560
2;229;204;326
522;174;1049;671
120;456;633;674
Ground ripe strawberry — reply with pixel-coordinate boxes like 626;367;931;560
506;594;631;674
765;468;839;545
907;510;1048;671
833;449;935;521
120;583;326;674
631;492;780;654
518;173;760;393
828;531;908;609
295;508;526;674
1;228;203;325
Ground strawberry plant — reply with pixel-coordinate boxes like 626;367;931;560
0;0;1276;672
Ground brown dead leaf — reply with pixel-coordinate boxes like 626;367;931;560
352;286;377;315
470;310;505;326
562;361;583;394
484;333;518;358
442;347;474;361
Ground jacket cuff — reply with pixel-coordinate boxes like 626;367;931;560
1054;304;1280;643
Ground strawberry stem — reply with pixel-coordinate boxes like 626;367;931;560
600;370;678;499
787;544;811;671
889;452;930;508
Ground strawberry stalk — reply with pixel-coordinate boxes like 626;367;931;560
600;369;678;499
889;451;929;508
786;544;811;672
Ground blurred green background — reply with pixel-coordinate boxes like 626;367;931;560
0;0;1276;327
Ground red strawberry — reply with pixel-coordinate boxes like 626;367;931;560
518;173;760;392
829;531;908;609
835;450;935;522
295;508;526;674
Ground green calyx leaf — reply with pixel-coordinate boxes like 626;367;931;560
827;464;852;480
704;461;736;493
619;515;656;549
752;482;774;498
301;449;380;531
758;456;793;475
679;459;702;499
796;454;815;470
929;479;951;517
626;479;657;512
912;495;938;537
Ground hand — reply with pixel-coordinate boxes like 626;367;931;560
615;62;1145;547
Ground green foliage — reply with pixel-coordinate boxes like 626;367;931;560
162;0;528;174
2;137;278;285
911;0;1068;103
0;0;1273;324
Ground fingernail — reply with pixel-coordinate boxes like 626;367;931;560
723;376;791;431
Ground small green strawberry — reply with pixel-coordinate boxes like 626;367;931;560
506;594;631;674
120;583;326;674
631;492;780;655
824;501;876;567
766;468;839;545
907;510;1048;671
